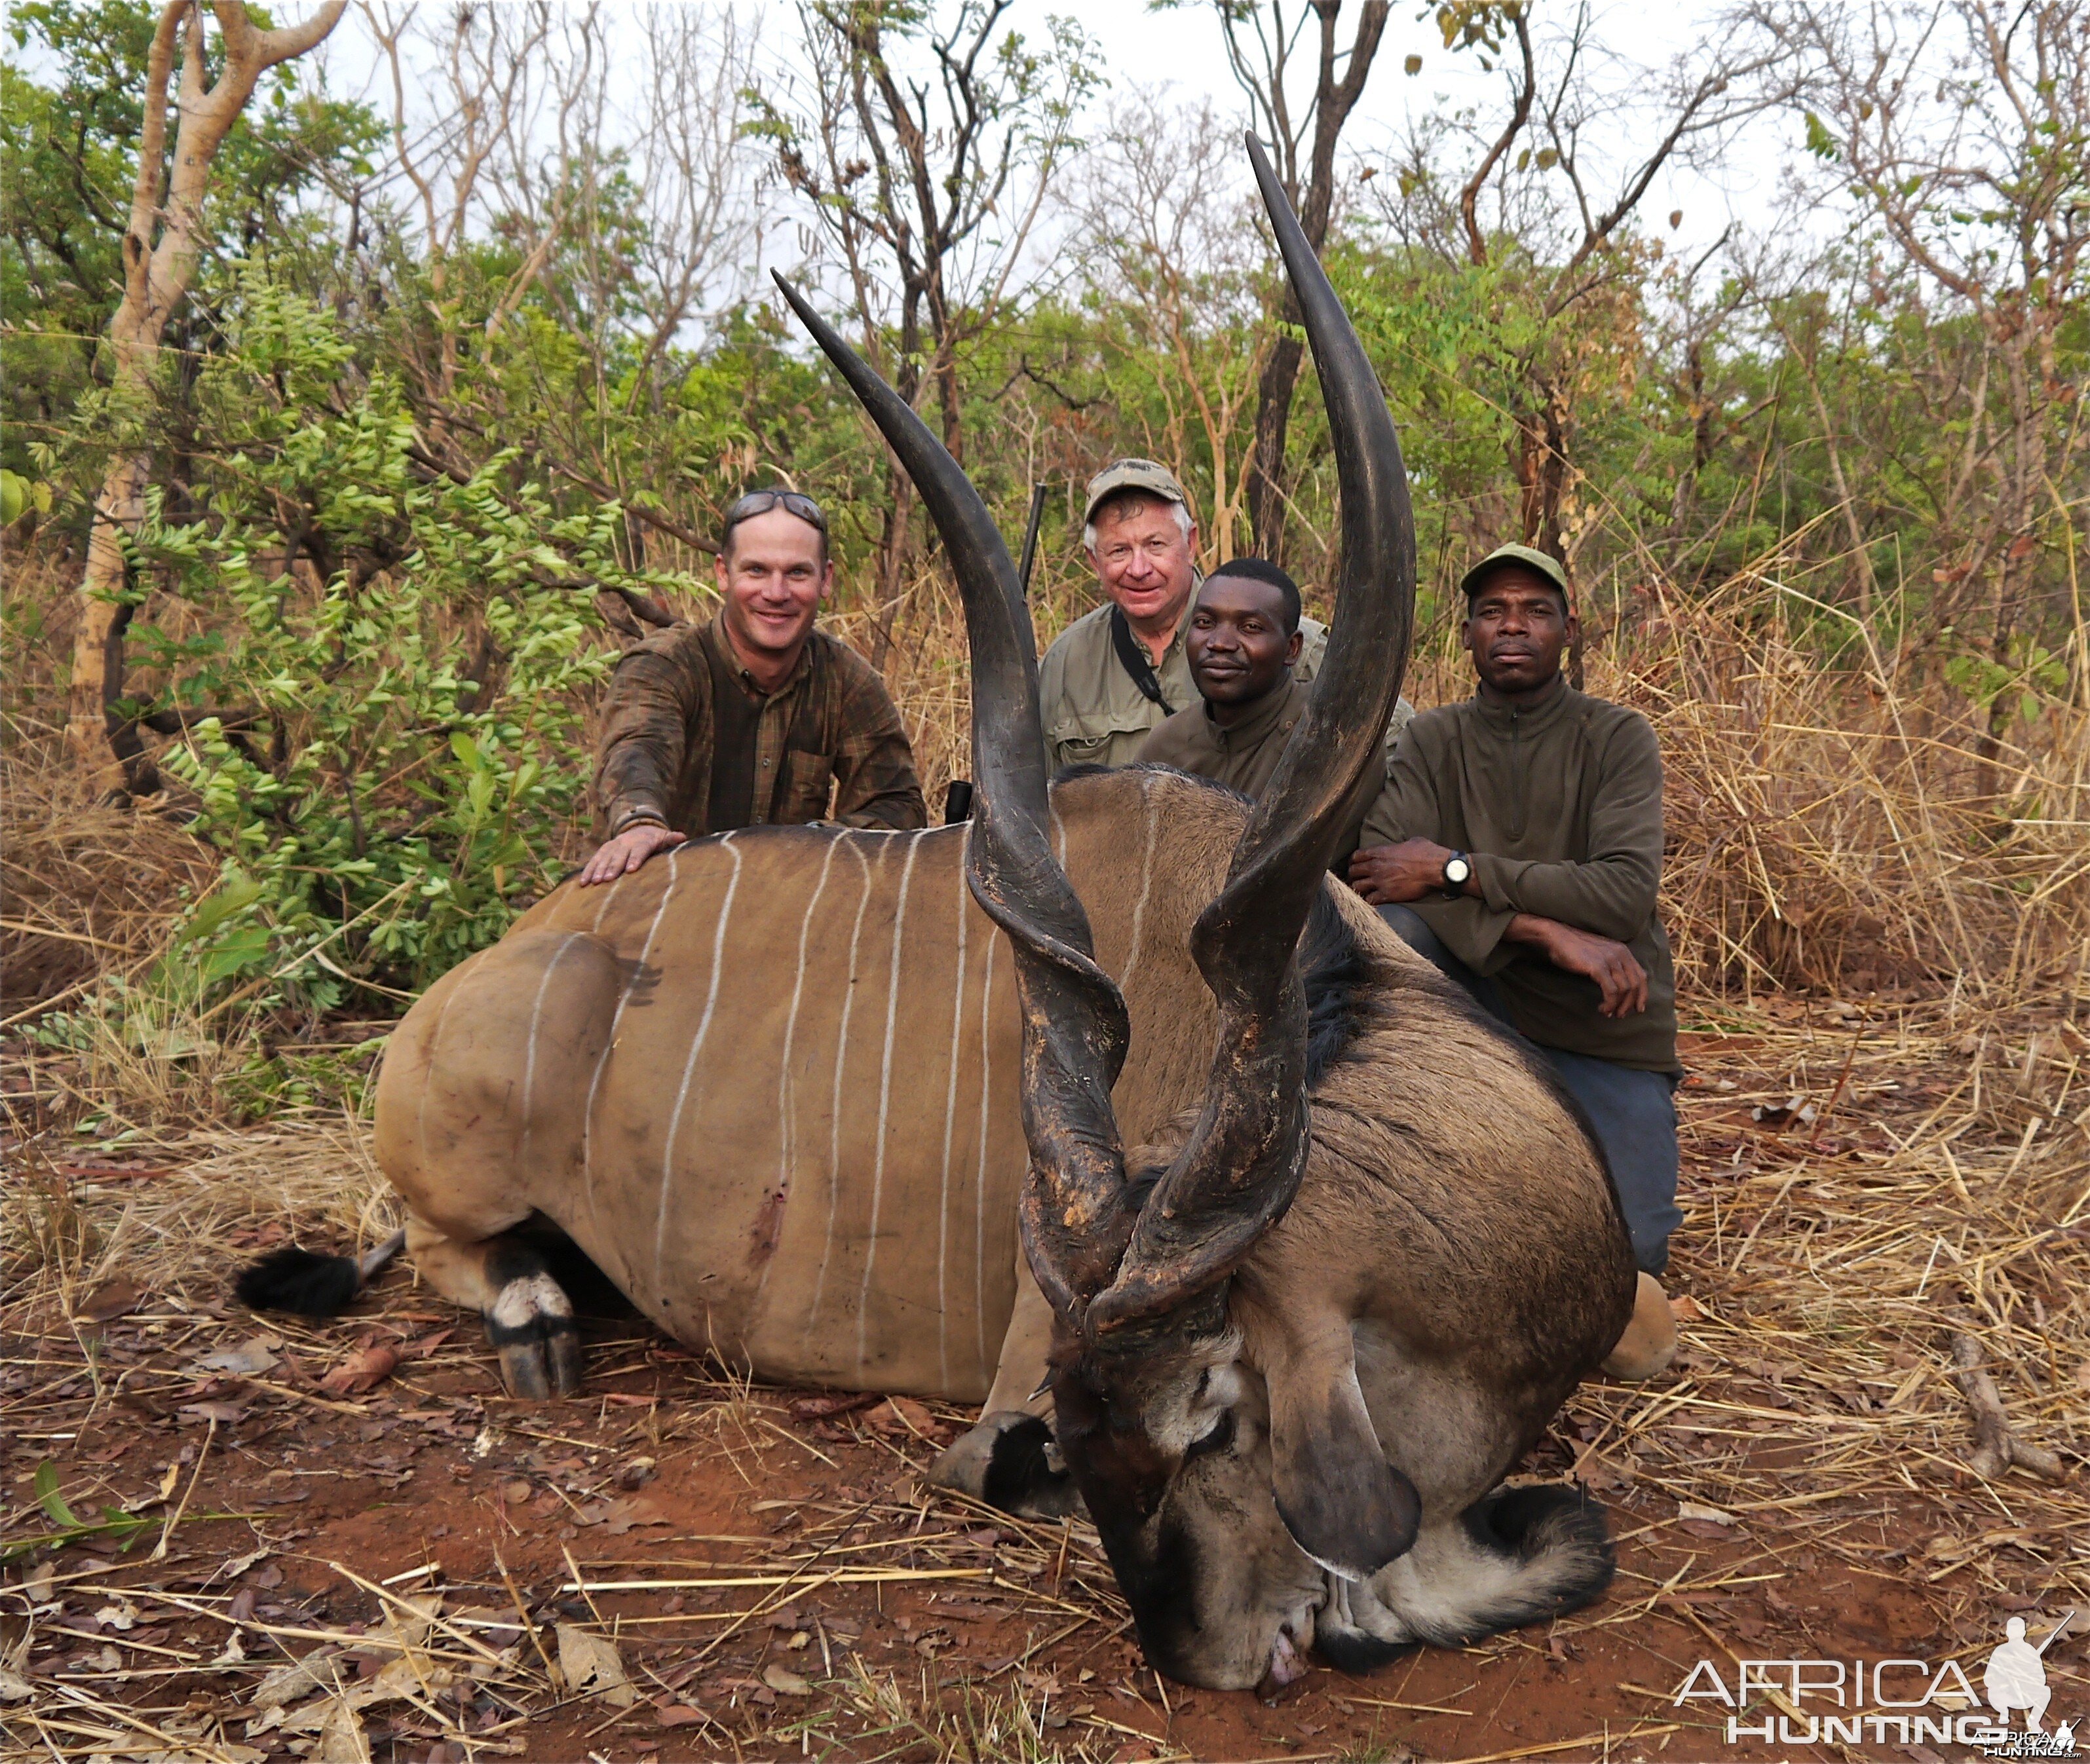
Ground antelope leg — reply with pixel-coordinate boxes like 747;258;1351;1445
406;1213;583;1399
929;1242;1080;1517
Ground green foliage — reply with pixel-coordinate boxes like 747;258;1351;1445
2;1459;153;1562
116;274;701;1005
0;0;379;470
1;466;50;524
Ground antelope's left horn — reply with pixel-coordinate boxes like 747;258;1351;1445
771;272;1135;1317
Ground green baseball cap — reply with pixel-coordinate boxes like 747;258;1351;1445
1083;458;1190;527
1460;542;1571;603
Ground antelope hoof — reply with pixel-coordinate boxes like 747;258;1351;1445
1601;1272;1679;1381
486;1271;582;1398
929;1412;1082;1520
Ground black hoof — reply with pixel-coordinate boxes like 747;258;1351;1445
486;1269;582;1398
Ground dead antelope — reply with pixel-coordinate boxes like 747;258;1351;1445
238;140;1640;1692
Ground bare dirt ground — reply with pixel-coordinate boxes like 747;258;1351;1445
5;1004;2087;1763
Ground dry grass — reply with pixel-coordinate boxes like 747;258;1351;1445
0;739;219;1022
1565;1001;2089;1613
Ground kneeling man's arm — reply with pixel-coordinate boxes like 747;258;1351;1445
833;664;930;831
1350;731;1522;972
580;649;693;886
1471;715;1663;942
1502;913;1647;1017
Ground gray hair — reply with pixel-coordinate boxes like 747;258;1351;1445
1083;491;1194;552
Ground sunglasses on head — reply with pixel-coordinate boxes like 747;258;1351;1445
723;488;828;538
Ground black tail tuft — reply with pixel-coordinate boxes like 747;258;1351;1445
1465;1482;1617;1612
234;1247;360;1317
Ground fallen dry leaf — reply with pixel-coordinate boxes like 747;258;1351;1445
79;1278;142;1323
762;1663;811;1697
178;1399;250;1425
194;1334;283;1376
318;1342;401;1397
601;1495;671;1536
316;1697;371;1764
254;1647;351;1705
869;1396;938;1437
355;1652;452;1708
1669;1293;1707;1323
789;1391;880;1421
557;1624;636;1706
656;1703;704;1728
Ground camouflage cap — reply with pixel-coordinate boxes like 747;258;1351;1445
1083;458;1190;528
1459;542;1571;604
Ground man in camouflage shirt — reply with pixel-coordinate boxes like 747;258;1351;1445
579;488;926;887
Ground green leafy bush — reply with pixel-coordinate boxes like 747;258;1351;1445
119;276;707;1008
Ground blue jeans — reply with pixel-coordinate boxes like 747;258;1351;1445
1379;905;1681;1275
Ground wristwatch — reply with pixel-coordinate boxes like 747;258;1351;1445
1441;851;1472;898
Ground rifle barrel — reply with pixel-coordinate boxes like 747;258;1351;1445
1016;481;1048;597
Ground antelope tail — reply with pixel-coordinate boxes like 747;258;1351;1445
233;1228;405;1318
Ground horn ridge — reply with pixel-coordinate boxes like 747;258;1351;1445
1082;136;1418;1337
770;272;1135;1313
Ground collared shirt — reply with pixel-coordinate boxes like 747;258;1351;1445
594;611;927;838
1137;671;1312;799
1037;595;1328;773
1136;675;1415;865
1360;677;1678;1073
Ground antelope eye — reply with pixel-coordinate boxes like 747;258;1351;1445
1183;1408;1236;1463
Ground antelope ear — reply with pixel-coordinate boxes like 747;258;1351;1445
1263;1330;1418;1580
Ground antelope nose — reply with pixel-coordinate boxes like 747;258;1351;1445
1257;1623;1310;1698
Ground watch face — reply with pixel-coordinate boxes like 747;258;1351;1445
1445;855;1471;885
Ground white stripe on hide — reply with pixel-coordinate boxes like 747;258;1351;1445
856;828;924;1374
582;847;683;1208
752;836;843;1312
805;836;878;1340
518;932;584;1173
936;842;969;1389
655;833;742;1295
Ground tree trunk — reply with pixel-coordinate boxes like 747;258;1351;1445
1240;0;1392;562
1247;330;1305;561
1514;388;1584;686
63;0;347;793
69;452;154;795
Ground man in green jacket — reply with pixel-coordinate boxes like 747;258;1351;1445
1135;557;1404;865
1349;544;1681;1375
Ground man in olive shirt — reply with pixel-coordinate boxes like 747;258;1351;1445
1350;543;1680;1374
1137;559;1408;865
1137;559;1310;793
579;488;926;886
1037;460;1327;772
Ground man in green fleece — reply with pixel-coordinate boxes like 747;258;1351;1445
1135;557;1405;864
1349;543;1681;1374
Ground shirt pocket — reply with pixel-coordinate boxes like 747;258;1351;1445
779;749;835;823
1046;713;1154;773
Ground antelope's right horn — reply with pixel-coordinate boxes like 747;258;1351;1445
1082;136;1418;1339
